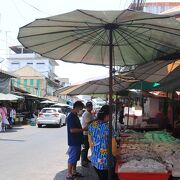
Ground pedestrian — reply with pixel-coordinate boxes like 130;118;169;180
9;105;16;127
0;103;8;132
88;105;118;180
0;107;2;131
66;101;87;180
81;101;93;167
118;102;124;124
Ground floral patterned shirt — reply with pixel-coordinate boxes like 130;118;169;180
88;120;115;170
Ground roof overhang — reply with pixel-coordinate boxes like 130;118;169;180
0;69;18;78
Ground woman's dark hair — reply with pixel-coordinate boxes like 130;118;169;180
86;101;93;108
73;101;84;109
97;105;110;120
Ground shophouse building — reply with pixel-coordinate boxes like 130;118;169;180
6;45;70;99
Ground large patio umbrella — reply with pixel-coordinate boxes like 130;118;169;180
154;65;180;91
18;9;180;66
55;76;136;96
127;60;180;82
18;9;180;179
55;84;83;96
40;100;57;104
126;60;180;91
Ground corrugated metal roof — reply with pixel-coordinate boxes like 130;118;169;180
10;46;33;54
0;69;17;78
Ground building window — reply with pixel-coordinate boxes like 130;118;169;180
23;79;28;92
17;79;20;88
30;79;34;86
11;62;19;64
36;62;45;69
36;79;41;96
36;63;45;65
11;62;20;71
30;79;34;94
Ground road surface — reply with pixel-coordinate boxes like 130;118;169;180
0;125;98;180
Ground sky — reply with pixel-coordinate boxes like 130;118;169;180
0;0;180;84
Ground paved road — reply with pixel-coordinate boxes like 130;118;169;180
0;125;98;180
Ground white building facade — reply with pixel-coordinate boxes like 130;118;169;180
7;46;58;81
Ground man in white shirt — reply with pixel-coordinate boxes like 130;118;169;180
81;102;93;167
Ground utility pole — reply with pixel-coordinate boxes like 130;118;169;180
0;13;1;32
5;30;10;56
0;13;11;57
131;0;146;11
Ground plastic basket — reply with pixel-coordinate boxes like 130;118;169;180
30;121;36;126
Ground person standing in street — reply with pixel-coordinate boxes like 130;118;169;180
0;103;8;132
9;105;16;127
88;105;118;180
66;101;87;180
81;101;93;167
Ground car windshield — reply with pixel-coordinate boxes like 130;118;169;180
41;109;57;113
51;105;71;114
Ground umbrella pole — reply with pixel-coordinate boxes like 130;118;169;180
108;28;113;180
172;90;175;131
115;94;118;131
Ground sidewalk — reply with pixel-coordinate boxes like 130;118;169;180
54;163;99;180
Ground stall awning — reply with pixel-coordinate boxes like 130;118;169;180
0;93;24;101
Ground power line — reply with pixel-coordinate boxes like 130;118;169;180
11;0;26;21
121;0;132;9
21;0;52;16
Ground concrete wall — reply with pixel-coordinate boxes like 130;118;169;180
144;97;159;118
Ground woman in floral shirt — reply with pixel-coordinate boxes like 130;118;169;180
88;105;118;180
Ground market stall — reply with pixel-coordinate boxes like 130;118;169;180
115;130;180;180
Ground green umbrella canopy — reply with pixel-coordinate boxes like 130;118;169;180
129;81;160;90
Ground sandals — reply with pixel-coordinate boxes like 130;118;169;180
66;176;74;180
81;161;89;168
66;172;84;179
73;172;84;178
66;176;77;180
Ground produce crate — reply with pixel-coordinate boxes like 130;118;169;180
115;161;170;180
116;172;170;180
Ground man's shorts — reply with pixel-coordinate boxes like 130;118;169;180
67;146;81;164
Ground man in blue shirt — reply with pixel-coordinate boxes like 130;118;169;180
66;101;86;179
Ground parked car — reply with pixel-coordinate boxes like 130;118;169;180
36;107;66;128
51;103;72;115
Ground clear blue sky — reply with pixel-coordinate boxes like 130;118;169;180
0;0;179;84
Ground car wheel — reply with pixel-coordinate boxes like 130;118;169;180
38;124;42;128
57;120;62;128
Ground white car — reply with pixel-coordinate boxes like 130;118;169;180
51;103;72;115
36;107;66;128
